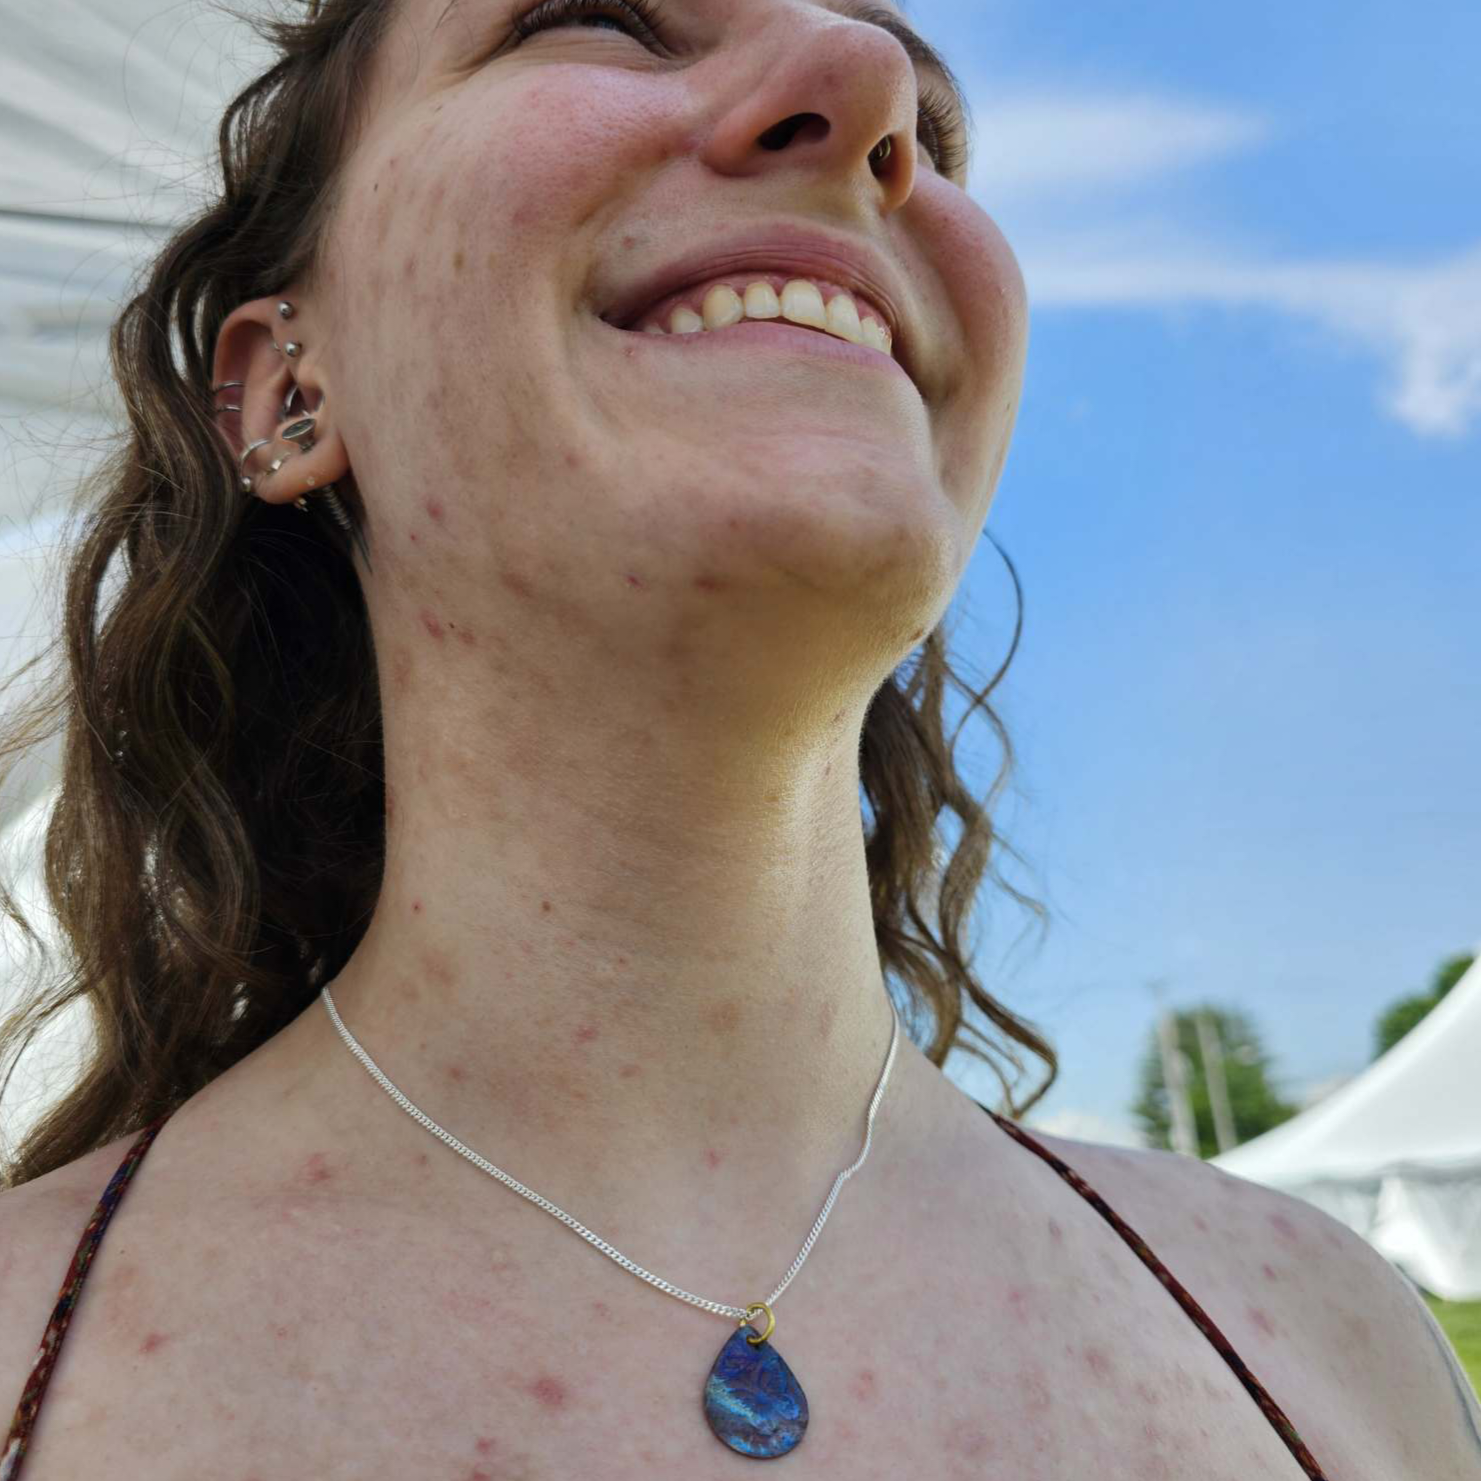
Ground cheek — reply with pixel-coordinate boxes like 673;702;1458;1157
337;71;682;356
937;195;1029;393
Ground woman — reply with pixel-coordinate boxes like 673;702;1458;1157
1;0;1475;1475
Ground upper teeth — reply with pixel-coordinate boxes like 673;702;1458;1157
631;276;895;357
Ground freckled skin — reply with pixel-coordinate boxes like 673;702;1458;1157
232;0;1025;724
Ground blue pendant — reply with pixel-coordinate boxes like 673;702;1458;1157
703;1321;809;1458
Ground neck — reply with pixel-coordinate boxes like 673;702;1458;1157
291;690;932;1265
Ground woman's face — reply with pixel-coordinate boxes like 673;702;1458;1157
313;0;1028;674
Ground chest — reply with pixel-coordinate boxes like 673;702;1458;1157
14;1176;1354;1481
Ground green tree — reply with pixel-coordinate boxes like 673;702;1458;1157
1372;952;1475;1060
1131;1004;1299;1158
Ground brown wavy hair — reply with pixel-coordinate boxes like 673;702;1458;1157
0;0;1055;1191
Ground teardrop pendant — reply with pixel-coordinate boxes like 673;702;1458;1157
702;1305;809;1459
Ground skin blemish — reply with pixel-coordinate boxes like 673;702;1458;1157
1005;1286;1031;1324
851;1368;877;1401
574;1023;599;1044
301;1152;333;1184
452;250;465;273
619;1063;641;1078
139;1331;169;1354
419;609;445;639
500;568;535;601
417;1151;430;1166
541;900;553;912
1084;1345;1113;1379
1269;1211;1302;1242
447;1064;466;1081
1247;1304;1278;1337
426;498;445;522
1047;1217;1063;1241
1192;1214;1209;1232
625;574;646;589
474;1436;497;1455
1261;1262;1280;1281
693;574;725;592
705;1148;722;1169
530;1375;567;1409
1134;1378;1161;1407
412;900;423;913
591;1301;613;1321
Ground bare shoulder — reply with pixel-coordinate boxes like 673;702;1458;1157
0;1134;143;1425
1025;1127;1481;1479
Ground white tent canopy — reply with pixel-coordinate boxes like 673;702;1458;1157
0;1;277;1141
1211;952;1481;1301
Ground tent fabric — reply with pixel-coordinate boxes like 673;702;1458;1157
1211;954;1481;1301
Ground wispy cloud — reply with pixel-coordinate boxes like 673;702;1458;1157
971;91;1274;199
963;84;1481;439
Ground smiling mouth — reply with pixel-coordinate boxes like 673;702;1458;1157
599;314;919;395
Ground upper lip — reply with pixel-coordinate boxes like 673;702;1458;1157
596;223;926;396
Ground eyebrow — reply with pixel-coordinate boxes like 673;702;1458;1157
436;0;973;167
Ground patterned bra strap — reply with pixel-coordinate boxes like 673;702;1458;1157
1;1112;173;1481
985;1109;1330;1481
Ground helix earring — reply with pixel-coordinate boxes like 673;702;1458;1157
224;299;374;574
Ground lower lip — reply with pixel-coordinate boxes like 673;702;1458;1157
604;318;919;395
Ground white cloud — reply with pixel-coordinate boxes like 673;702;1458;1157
970;92;1273;200
961;85;1481;439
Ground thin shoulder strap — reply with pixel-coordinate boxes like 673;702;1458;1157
983;1106;1331;1481
1;1112;173;1481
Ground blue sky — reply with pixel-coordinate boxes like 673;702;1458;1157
918;0;1481;1143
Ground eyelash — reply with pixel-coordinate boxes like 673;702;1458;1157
512;0;969;177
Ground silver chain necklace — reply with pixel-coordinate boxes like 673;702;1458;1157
318;982;901;1460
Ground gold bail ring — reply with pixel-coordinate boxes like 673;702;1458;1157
742;1302;775;1345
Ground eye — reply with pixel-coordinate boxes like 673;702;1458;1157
513;0;966;175
514;0;668;45
917;83;969;178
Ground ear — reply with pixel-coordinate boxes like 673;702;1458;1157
210;294;352;509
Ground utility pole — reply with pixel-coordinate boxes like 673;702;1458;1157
1195;1008;1238;1153
1150;981;1198;1157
